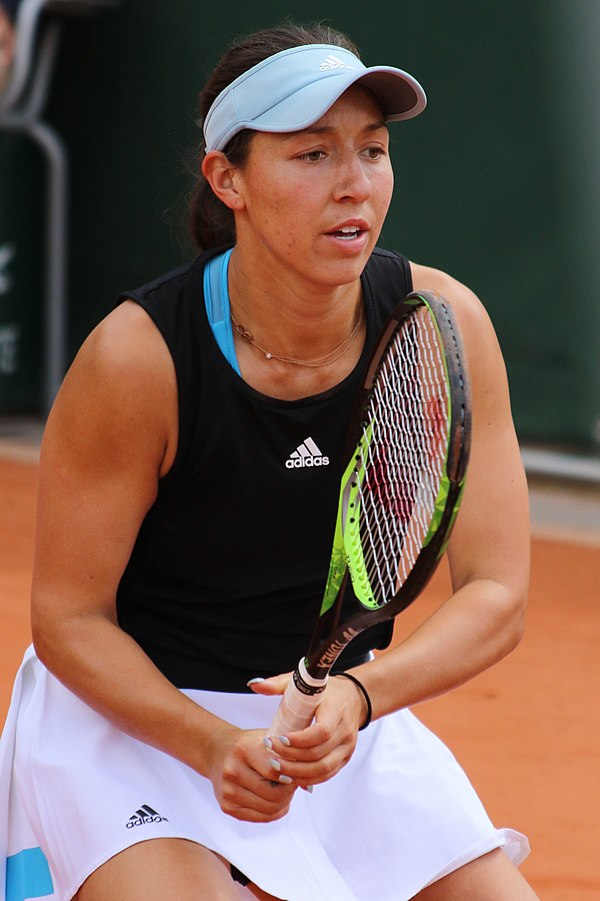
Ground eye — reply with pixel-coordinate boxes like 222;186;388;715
363;146;386;160
298;150;327;162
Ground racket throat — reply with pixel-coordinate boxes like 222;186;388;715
308;570;349;663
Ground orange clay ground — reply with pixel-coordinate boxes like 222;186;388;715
1;455;599;899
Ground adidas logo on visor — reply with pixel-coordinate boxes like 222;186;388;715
286;437;330;469
319;54;354;72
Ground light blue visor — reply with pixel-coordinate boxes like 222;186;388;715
203;43;427;153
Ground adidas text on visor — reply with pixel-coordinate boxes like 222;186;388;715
203;44;427;153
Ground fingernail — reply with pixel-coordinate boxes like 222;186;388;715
263;737;273;751
278;774;293;785
247;677;265;686
279;735;291;747
269;758;281;772
302;785;314;794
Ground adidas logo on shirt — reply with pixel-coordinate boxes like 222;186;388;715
125;804;169;829
286;437;330;470
319;54;353;71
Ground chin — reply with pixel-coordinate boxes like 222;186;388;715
326;251;373;284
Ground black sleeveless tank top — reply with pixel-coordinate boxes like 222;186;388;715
116;246;413;691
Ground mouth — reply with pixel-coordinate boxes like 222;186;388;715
326;224;368;241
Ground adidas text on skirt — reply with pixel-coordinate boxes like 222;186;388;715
1;647;529;901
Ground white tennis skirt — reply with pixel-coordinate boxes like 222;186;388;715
1;647;529;901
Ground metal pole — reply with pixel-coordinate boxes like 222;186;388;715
1;0;117;413
0;115;68;412
30;120;68;412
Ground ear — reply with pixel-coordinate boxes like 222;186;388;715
201;151;244;211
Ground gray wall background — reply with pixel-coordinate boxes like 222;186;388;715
2;0;599;449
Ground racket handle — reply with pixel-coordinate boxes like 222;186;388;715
267;658;328;737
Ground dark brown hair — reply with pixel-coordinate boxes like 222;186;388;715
189;23;360;252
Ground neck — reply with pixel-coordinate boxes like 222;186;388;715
227;246;364;361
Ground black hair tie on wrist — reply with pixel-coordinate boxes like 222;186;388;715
335;672;373;731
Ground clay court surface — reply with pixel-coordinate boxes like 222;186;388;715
1;449;599;899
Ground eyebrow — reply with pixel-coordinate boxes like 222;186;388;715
281;120;387;140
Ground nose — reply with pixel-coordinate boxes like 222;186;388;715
332;153;372;203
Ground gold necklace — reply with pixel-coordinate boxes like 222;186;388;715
230;309;363;368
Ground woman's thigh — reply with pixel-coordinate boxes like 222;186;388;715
72;838;246;901
414;848;539;901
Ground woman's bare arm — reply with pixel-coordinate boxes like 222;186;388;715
254;264;530;786
31;301;294;821
353;263;530;716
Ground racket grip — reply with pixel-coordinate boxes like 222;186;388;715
267;658;328;737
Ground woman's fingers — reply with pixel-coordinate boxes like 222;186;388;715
247;672;292;696
212;728;297;821
210;673;363;821
265;722;334;759
261;678;365;785
263;730;354;786
220;777;294;823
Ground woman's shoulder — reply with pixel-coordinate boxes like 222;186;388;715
77;300;174;383
76;250;208;400
410;261;479;306
409;260;511;408
409;261;498;343
48;301;178;478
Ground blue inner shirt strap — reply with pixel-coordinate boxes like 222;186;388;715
203;248;241;376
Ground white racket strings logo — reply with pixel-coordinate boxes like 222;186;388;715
285;437;330;469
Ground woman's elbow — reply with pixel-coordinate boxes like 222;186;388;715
500;583;529;655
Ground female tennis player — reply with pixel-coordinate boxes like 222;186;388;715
1;22;539;901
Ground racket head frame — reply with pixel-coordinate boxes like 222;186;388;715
306;289;471;680
268;290;471;734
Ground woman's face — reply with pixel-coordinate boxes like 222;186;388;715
231;84;394;291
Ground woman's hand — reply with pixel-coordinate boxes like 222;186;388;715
250;673;365;790
204;721;297;823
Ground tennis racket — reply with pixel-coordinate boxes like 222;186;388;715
268;289;471;736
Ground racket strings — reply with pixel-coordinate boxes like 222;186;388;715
355;309;449;604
